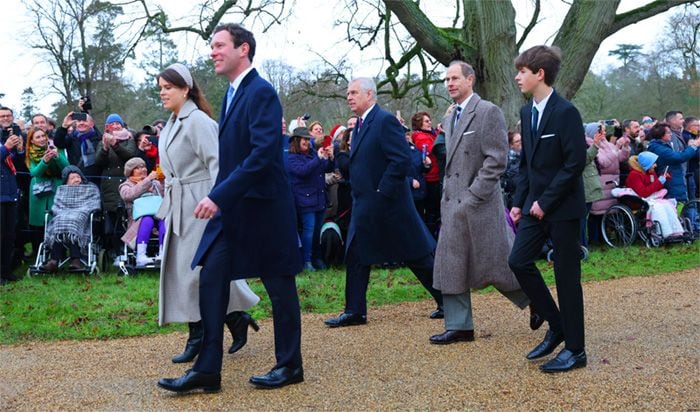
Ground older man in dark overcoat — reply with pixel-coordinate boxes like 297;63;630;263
324;77;443;328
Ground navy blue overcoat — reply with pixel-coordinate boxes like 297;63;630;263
347;104;435;265
192;69;302;278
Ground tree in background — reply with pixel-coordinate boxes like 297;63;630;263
20;88;37;121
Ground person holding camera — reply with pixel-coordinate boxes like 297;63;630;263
135;129;160;173
53;111;102;183
1;107;25;284
25;127;69;252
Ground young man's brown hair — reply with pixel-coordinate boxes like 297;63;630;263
514;45;562;86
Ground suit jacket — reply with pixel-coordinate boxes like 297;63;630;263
512;90;587;221
434;94;520;294
192;69;302;278
348;104;435;265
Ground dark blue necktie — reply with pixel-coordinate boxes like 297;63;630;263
531;105;539;136
452;106;462;129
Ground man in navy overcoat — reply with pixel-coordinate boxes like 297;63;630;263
158;23;304;393
324;78;443;328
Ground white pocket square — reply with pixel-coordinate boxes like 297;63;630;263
540;133;555;139
462;131;476;136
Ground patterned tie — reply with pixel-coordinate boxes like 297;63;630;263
531;105;539;137
453;106;462;129
226;84;235;112
356;117;363;132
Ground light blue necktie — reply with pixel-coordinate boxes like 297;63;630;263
531;105;539;136
226;84;235;112
452;105;462;129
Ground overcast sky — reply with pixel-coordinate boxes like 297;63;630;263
0;0;674;118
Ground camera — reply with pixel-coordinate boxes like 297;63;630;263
81;95;92;111
302;113;311;120
2;124;21;140
72;112;87;121
604;119;615;126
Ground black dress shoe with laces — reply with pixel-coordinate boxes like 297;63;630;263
249;366;304;389
526;329;564;360
429;329;474;344
429;307;444;319
324;313;367;328
540;348;587;373
157;369;221;394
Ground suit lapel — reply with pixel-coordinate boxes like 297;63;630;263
446;94;479;169
531;90;558;158
349;105;378;159
219;69;257;133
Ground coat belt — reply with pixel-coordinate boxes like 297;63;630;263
162;172;211;236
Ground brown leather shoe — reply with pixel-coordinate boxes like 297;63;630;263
69;258;85;271
40;260;58;273
429;329;474;344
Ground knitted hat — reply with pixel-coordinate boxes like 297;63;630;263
124;157;146;177
330;124;346;142
584;122;601;138
637;151;659;172
106;113;125;126
61;165;86;183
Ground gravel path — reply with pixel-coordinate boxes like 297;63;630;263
1;269;698;411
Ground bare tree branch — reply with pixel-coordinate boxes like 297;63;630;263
608;0;696;36
517;0;541;50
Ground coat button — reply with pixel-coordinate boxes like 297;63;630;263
455;173;459;177
445;196;450;201
458;199;461;203
446;174;451;178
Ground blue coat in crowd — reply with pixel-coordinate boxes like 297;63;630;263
287;151;333;214
647;139;697;202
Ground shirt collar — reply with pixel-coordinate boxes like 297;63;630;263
360;104;376;121
532;88;554;113
229;66;254;98
456;93;474;112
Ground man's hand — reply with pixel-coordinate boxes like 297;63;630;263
62;112;75;128
194;196;220;219
411;179;420;189
530;201;545;220
4;135;22;150
510;207;522;225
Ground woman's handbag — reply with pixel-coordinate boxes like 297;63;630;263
132;183;163;220
32;180;54;197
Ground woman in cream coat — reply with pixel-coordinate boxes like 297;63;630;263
156;63;259;363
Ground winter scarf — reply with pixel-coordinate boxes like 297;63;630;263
77;129;98;167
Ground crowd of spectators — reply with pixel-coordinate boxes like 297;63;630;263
1;96;698;284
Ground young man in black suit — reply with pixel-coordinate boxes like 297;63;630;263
507;45;588;373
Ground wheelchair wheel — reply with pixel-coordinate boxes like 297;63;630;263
601;204;637;247
680;200;700;239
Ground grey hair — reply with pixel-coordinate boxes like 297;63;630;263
448;60;475;79
351;77;377;99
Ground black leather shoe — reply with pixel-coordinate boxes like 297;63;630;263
540;348;587;373
429;307;444;319
225;311;260;354
324;313;367;328
157;369;221;393
39;260;58;273
429;329;474;344
526;329;564;360
172;322;203;363
249;366;304;389
529;306;544;330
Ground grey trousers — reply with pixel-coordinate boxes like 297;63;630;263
443;288;530;330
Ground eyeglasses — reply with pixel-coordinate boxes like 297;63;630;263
0;114;12;118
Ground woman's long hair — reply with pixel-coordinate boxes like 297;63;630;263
157;67;213;118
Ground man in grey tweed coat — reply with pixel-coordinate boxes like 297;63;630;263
430;61;538;345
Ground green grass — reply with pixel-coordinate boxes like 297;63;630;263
1;242;698;344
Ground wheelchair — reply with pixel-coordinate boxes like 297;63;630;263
600;191;698;248
28;210;104;275
113;206;162;276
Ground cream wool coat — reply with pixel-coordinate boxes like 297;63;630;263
156;100;258;325
433;94;521;294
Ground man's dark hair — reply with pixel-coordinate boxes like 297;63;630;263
31;113;48;123
649;122;670;140
514;45;562;86
664;111;683;122
622;119;637;130
0;106;13;114
214;23;256;62
684;116;698;127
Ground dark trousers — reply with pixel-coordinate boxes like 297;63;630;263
1;201;18;277
194;234;302;374
50;241;81;261
344;240;443;315
508;216;585;352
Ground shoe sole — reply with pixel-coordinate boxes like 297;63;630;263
249;376;304;389
429;338;474;345
156;383;221;394
324;321;366;328
540;361;587;373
